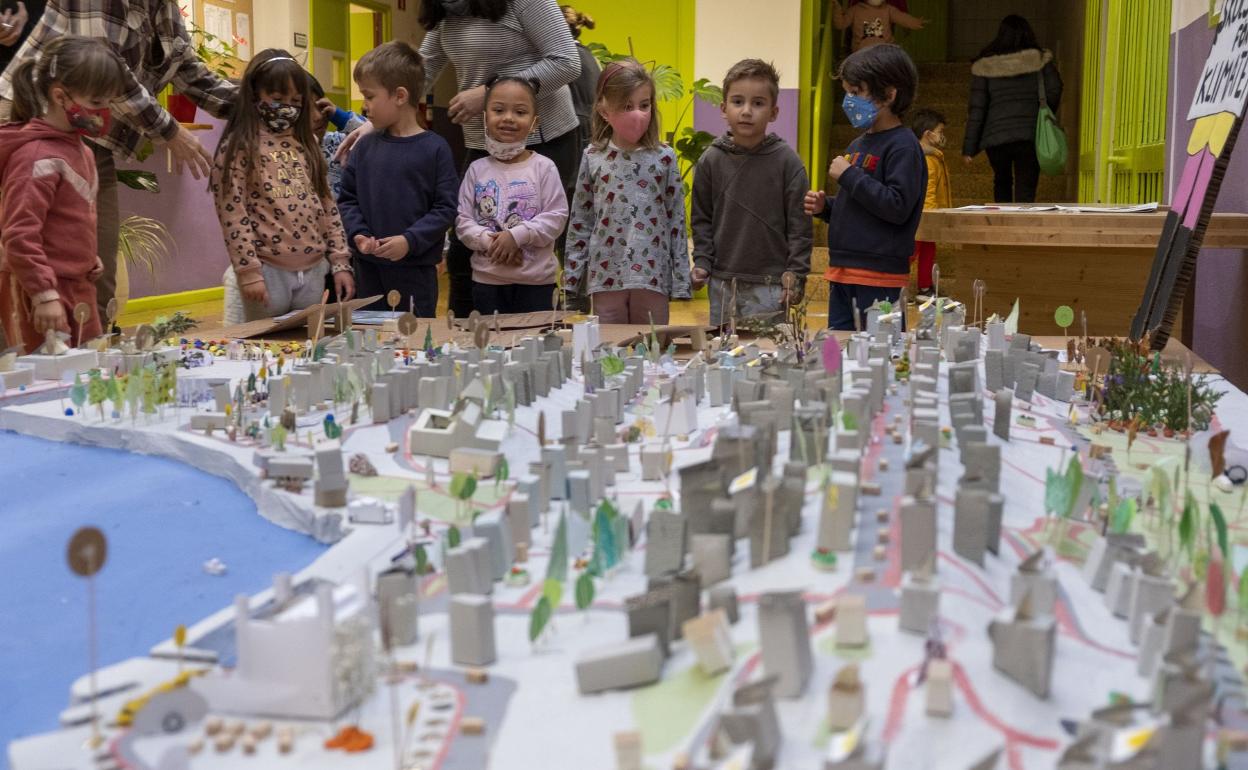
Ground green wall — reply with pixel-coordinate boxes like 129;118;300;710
570;0;695;143
311;0;350;105
350;9;376;111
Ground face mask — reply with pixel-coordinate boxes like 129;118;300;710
485;132;527;161
605;109;650;146
440;0;472;15
63;98;110;138
257;100;302;133
841;93;878;130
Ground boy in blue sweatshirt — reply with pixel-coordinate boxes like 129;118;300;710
804;44;925;330
338;41;458;316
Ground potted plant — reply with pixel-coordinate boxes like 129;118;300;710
114;215;175;316
167;21;239;123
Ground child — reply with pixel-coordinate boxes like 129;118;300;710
833;0;925;52
565;58;692;324
222;73;365;326
308;76;365;200
211;49;355;322
690;59;812;327
338;41;458;316
0;36;125;353
456;77;569;315
909;108;949;293
804;44;925;330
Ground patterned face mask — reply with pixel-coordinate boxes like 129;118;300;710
64;99;110;138
257;100;302;133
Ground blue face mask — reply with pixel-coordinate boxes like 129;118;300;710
842;93;878;130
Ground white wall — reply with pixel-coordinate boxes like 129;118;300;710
1173;0;1211;31
251;0;312;59
693;0;802;88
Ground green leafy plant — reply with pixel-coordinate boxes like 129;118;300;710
187;21;239;81
575;571;595;611
1094;339;1223;432
528;595;552;643
587;40;723;195
118;215;174;277
151;311;198;339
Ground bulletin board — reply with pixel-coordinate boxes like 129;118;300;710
179;0;255;70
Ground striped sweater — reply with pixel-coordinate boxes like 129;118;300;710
419;0;580;150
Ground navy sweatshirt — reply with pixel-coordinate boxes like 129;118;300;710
337;130;459;268
818;125;926;277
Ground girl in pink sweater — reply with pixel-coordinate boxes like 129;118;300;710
456;76;569;314
0;36;125;353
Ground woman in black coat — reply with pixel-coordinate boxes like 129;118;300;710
961;15;1063;203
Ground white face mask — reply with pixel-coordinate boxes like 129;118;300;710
485;132;527;161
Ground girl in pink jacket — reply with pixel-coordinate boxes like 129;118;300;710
0;36;125;353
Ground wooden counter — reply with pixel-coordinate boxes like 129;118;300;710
914;208;1248;338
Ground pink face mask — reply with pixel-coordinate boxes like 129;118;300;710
605;109;650;145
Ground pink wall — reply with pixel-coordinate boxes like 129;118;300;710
118;112;230;299
1168;19;1248;389
693;88;800;150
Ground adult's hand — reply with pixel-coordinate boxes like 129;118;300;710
0;2;28;47
166;124;213;179
334;120;375;163
448;85;487;126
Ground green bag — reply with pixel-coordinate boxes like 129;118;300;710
1035;70;1067;175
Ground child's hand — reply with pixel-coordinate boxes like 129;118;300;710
374;236;410;262
487;230;522;265
88;257;104;281
32;298;67;335
828;156;851;181
963;155;975;166
241;278;269;306
354;234;378;254
804;190;828;216
690;267;710;290
333;270;356;302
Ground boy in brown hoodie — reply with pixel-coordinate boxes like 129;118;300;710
691;60;812;327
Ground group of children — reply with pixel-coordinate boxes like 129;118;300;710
0;33;951;353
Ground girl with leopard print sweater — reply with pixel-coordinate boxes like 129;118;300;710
210;51;355;321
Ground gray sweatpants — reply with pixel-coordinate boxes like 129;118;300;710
241;261;331;321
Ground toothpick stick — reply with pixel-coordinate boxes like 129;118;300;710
311;289;330;352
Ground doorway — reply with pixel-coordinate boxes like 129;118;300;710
349;2;389;113
309;0;390;110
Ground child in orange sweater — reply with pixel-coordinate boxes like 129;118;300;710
0;37;126;353
211;50;355;321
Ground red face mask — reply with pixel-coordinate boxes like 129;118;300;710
63;98;111;139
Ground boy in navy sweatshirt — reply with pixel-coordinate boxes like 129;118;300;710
804;44;925;330
338;41;458;316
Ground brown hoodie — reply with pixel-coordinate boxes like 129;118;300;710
690;133;812;284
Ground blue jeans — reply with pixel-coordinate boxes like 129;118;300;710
827;282;902;330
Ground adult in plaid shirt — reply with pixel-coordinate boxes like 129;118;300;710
0;0;238;323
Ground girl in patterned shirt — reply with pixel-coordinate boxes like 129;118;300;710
210;50;355;322
564;58;691;324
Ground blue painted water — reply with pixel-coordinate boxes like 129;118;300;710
0;432;327;767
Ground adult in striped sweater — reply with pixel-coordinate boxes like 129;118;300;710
419;0;581;317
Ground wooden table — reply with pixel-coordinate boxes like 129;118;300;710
915;208;1248;339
